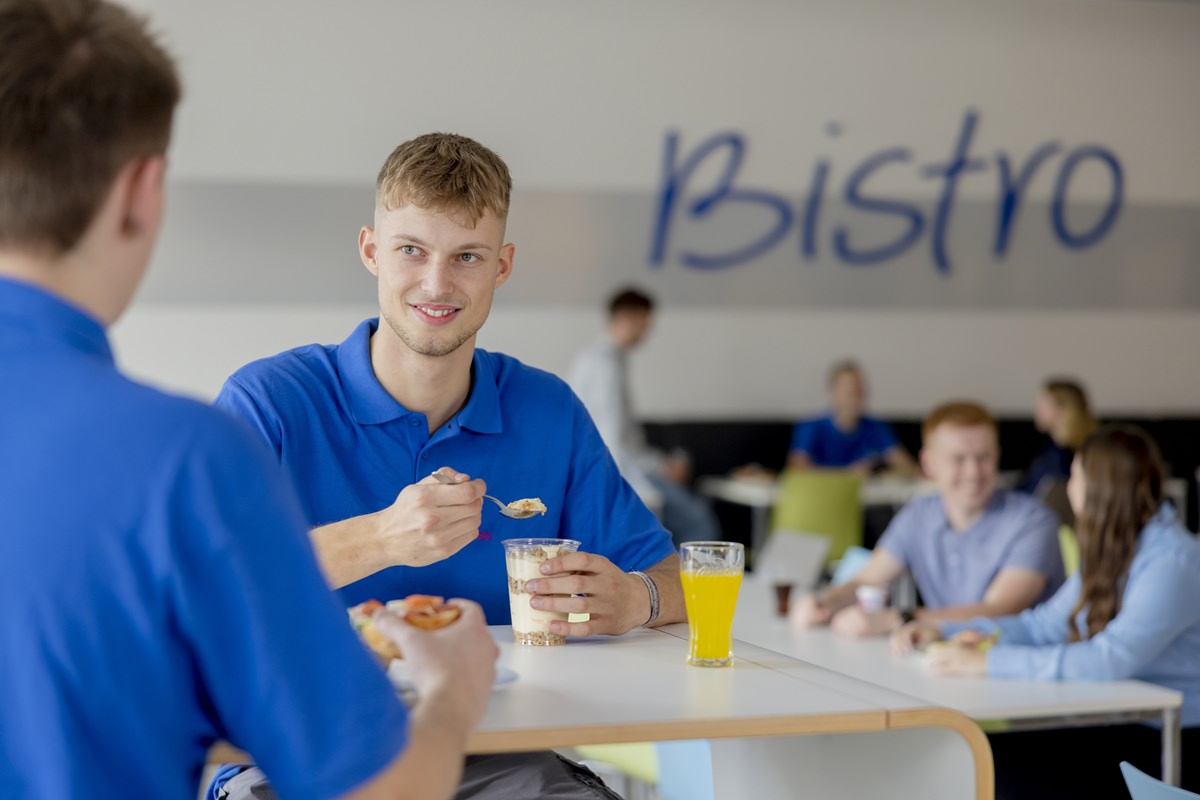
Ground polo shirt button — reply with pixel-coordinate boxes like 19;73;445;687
408;418;420;427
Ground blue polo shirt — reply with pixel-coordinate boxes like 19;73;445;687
0;278;408;800
876;489;1065;608
790;412;899;468
214;318;675;621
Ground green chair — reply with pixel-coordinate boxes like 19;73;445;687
768;468;864;565
1059;525;1080;577
573;743;657;799
574;741;714;800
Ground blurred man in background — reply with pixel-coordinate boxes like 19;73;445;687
569;286;721;547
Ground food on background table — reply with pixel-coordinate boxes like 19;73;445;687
506;497;547;516
926;628;1000;655
348;595;462;661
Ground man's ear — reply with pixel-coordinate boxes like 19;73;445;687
494;242;515;287
359;226;379;276
121;155;166;241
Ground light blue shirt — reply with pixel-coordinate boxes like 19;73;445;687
943;504;1200;727
215;318;675;622
877;489;1065;608
0;279;408;800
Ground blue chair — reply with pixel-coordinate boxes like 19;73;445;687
1121;761;1200;800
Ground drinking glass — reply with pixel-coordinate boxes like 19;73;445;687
680;541;745;667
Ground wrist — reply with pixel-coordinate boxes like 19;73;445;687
630;570;660;627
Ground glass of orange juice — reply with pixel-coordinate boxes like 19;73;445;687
680;541;745;667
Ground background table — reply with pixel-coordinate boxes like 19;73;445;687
697;473;937;557
733;576;1184;785
699;473;1190;562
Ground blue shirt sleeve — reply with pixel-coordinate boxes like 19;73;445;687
998;497;1064;578
171;417;408;800
873;500;919;570
790;420;817;455
986;549;1200;682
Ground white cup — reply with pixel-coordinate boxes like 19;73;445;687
855;584;888;613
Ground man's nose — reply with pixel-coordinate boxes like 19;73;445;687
422;258;454;294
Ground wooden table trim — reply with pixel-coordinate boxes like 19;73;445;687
889;708;995;800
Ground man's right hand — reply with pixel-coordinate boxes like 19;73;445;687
374;599;498;730
346;601;498;800
375;468;486;567
789;593;833;628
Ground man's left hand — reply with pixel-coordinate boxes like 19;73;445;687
523;551;650;636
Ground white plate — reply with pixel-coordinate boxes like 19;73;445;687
387;661;518;699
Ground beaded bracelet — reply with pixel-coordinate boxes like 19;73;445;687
630;570;660;627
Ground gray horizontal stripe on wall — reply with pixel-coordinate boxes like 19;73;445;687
140;180;1200;308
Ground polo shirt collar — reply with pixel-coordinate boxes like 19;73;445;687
935;489;1005;533
336;317;502;434
0;276;112;364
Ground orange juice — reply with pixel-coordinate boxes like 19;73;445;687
681;570;743;666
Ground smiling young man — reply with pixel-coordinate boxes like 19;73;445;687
212;133;680;798
790;401;1065;638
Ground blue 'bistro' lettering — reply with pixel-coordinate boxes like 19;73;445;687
650;109;1124;275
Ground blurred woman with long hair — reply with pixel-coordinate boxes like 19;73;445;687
894;425;1200;798
1018;377;1097;494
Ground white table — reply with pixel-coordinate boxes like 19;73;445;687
733;576;1185;786
212;625;995;799
479;625;994;799
699;473;1190;560
697;473;937;558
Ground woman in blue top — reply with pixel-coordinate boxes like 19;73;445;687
893;424;1200;799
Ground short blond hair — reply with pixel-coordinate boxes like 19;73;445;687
922;401;996;443
375;132;511;225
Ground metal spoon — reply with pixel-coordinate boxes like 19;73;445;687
430;470;545;519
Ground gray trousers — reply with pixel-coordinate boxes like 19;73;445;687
214;751;625;800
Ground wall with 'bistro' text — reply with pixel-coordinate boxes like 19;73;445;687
112;0;1200;420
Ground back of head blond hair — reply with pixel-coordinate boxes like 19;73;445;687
1044;379;1096;450
375;133;511;225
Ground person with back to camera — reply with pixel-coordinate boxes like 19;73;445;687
567;286;722;546
211;132;680;798
790;401;1065;639
0;2;498;798
787;360;922;478
893;424;1200;799
1016;377;1097;494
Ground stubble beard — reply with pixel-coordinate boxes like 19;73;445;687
382;309;480;358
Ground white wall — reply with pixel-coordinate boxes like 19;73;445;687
112;0;1200;418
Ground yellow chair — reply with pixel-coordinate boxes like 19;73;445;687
574;741;714;800
573;743;657;798
768;468;864;565
1059;525;1080;577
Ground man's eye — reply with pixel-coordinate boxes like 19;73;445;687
400;245;419;256
460;253;479;263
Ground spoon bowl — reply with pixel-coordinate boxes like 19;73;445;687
431;469;546;520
